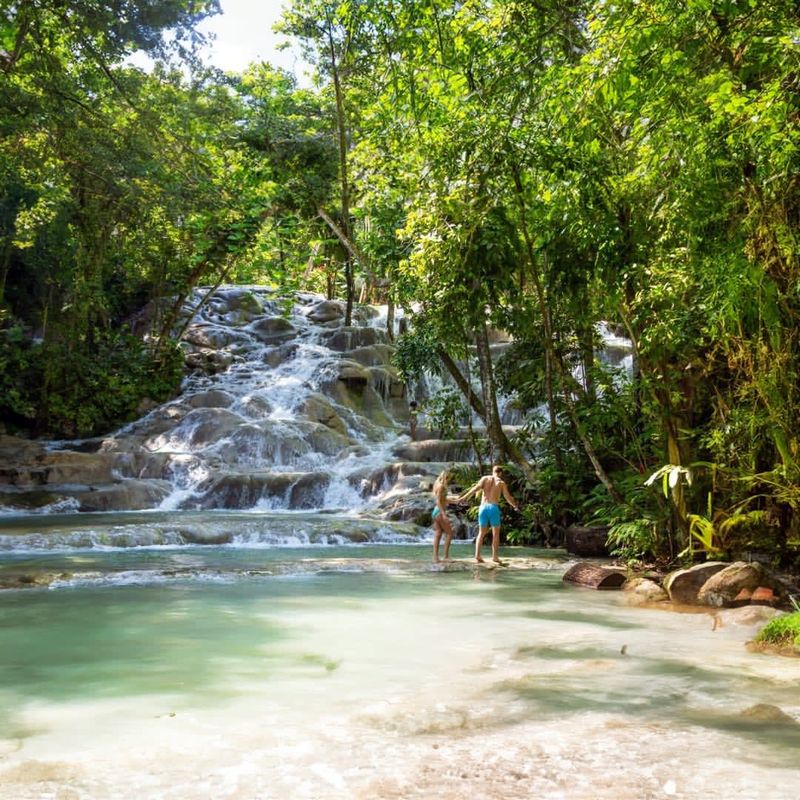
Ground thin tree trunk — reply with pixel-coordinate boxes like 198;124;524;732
437;345;537;485
326;23;354;326
474;320;504;462
386;297;395;341
510;163;621;502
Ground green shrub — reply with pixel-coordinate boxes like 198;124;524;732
755;611;800;652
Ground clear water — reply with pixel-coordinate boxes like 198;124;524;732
1;538;799;799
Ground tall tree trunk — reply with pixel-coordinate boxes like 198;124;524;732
326;22;354;326
579;320;596;402
474;320;505;461
510;163;622;503
437;345;537;485
386;297;395;341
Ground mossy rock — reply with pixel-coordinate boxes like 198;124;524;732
753;610;800;656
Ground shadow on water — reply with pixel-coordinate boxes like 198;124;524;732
493;644;800;764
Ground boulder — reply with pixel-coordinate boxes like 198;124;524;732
0;435;45;463
263;342;299;369
739;704;798;724
391;439;473;463
565;525;610;557
212;289;264;323
145;407;245;451
337;361;371;388
288;472;331;509
68;479;172;511
622;577;669;605
343;344;395;368
183;324;244;349
562;563;627;590
249;316;297;344
305;299;345;323
697;561;786;608
300;394;347;436
184;347;233;374
663;562;728;605
236;393;272;418
186;390;235;409
192;471;330;510
322;326;386;351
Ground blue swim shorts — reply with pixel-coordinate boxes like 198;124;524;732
478;503;501;528
432;507;441;519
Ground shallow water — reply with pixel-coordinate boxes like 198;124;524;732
1;537;799;799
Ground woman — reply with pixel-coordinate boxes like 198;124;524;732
431;469;457;563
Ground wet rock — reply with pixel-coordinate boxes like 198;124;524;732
145;407;245;451
305;299;345;323
0;488;74;511
186;390;235;409
299;395;349;435
112;451;190;480
0;571;72;590
344;344;395;367
69;479;173;511
697;561;785;608
739;704;798;724
263;342;299;368
212;423;309;466
192;473;293;509
184;347;234;374
249;316;297;344
391;439;474;463
193;471;330;510
183;324;245;349
622;577;669;605
288;472;331;509
352;304;380;323
213;289;264;322
297;421;353;456
322;326;386;351
337;360;370;386
0;435;45;464
663;562;728;605
136;397;159;415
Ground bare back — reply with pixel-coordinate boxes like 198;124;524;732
479;475;505;505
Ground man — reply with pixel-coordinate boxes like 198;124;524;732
458;465;519;563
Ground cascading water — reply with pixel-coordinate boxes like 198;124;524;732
1;292;799;800
132;288;410;513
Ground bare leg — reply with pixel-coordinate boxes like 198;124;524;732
441;515;454;561
475;525;488;562
433;519;442;562
491;525;501;562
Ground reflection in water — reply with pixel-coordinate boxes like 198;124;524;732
0;554;799;799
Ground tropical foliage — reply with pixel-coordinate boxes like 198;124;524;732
2;0;799;567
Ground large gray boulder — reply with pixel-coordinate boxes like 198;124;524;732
622;577;669;605
192;471;330;510
186;389;235;409
68;479;172;511
305;299;345;323
663;562;728;604
697;561;786;608
249;316;297;344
